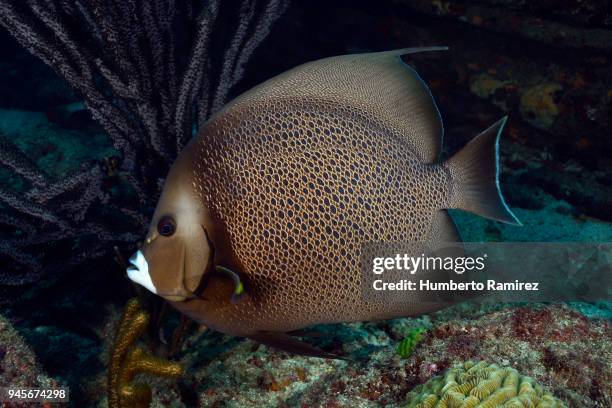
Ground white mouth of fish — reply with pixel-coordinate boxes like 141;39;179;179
126;250;157;294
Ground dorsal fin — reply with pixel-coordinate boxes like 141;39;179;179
224;47;447;163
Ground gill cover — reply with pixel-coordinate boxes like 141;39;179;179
126;222;247;304
124;139;213;301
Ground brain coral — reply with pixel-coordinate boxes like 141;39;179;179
406;361;566;408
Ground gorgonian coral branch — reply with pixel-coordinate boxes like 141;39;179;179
0;0;288;295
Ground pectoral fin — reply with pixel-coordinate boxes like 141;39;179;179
248;331;348;360
287;329;326;338
215;265;246;304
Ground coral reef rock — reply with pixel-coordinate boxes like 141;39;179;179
406;360;566;407
0;314;61;407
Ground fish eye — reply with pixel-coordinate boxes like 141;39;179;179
157;216;176;237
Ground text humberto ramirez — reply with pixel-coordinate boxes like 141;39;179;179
370;254;540;292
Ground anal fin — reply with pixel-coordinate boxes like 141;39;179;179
248;331;348;360
287;328;326;338
428;209;462;243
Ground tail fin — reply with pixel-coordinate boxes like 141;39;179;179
444;117;521;225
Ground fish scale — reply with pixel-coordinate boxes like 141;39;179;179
193;98;455;332
127;48;520;357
